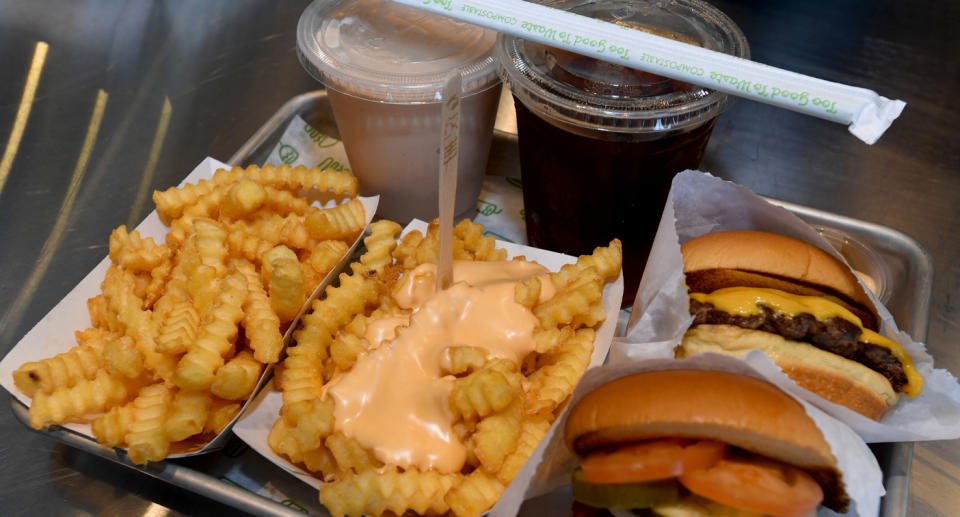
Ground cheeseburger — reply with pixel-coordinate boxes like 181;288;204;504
677;230;921;421
565;370;847;516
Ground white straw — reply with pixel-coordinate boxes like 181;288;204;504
389;0;905;144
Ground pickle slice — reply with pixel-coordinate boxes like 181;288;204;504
653;494;766;517
572;468;681;510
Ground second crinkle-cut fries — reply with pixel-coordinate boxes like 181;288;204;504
269;219;622;517
14;164;364;464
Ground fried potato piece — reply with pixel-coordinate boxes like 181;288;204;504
220;179;266;220
172;272;246;390
445;469;505;517
325;432;383;473
282;396;336;453
165;389;212;442
360;219;402;279
524;328;595;416
155;301;200;355
13;338;105;397
444;346;488;376
210;350;263;401
29;370;135;429
514;276;541;309
550;238;623;288
102;336;144;379
495;415;552;484
102;265;175;381
471;400;522;473
304;240;350;293
269;417;339;476
329;332;369;372
126;382;174;465
262;245;305;323
319;467;461;517
235;259;283;364
205;397;242;435
92;403;135;448
534;267;604;329
305;198;366;242
450;363;520;422
152;167;244;225
109;225;172;272
242;164;358;197
454;219;507;262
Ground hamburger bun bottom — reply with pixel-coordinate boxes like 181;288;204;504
679;324;897;421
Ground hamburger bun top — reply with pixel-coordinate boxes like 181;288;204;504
564;369;848;511
681;231;878;330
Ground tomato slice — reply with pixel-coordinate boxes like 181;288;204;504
678;454;824;517
580;438;728;484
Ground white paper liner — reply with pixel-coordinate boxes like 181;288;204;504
492;354;884;517
0;157;378;457
612;170;960;442
233;218;625;506
389;0;904;144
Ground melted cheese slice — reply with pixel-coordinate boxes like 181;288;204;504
690;286;921;397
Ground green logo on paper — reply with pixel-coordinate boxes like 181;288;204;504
316;155;350;173
278;143;300;164
505;177;522;189
519;208;525;218
282;499;310;513
304;123;340;148
483;230;513;242
477;200;502;216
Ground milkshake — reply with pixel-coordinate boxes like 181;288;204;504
297;0;502;222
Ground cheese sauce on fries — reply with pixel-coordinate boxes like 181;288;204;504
328;260;555;473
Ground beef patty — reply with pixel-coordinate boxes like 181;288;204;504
689;299;907;392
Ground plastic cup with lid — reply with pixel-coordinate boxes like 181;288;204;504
496;0;748;306
297;0;502;223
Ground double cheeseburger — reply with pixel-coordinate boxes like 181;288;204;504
565;370;848;517
677;230;921;421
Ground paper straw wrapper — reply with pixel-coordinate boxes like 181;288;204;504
390;0;905;144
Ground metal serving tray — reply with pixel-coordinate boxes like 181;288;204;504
11;90;932;517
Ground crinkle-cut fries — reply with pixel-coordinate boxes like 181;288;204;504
15;164;364;464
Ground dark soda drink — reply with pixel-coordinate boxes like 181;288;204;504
514;98;717;306
496;0;748;306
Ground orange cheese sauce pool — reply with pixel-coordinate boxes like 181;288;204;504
328;260;556;473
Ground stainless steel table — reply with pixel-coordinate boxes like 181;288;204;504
0;0;957;515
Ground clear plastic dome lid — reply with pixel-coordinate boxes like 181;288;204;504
298;0;500;103
497;0;749;132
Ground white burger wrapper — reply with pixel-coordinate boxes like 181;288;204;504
0;156;378;457
612;170;960;442
232;218;624;507
493;355;884;517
